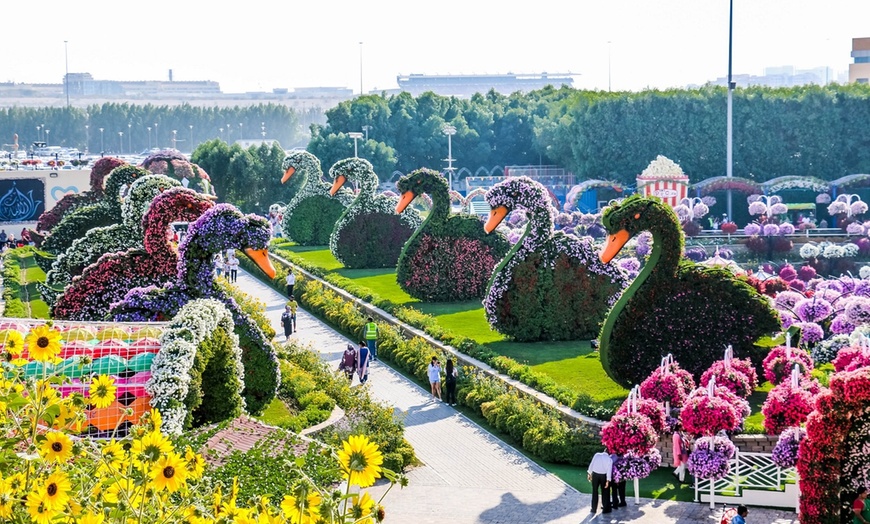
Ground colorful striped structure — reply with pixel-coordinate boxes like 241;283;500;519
0;319;168;438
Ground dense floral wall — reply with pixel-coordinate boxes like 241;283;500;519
35;156;126;232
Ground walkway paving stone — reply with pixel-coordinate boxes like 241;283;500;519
237;269;801;523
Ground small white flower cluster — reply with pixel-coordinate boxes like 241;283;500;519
148;298;243;435
860;266;870;279
800;241;859;260
639;155;685;179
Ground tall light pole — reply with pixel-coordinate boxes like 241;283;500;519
172;129;177;150
219;127;224;141
64;40;70;108
607;41;612;92
442;125;457;191
147;126;152;150
189;124;194;152
226;123;232;142
118;131;124;153
239;122;243;139
45;129;50;146
359;41;364;95
99;128;104;154
128;123;132;153
362;125;372;141
726;0;734;221
84;124;89;153
348;132;363;157
261;121;266;140
154;123;159;148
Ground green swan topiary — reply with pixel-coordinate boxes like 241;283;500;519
395;168;510;301
279;150;354;245
327;158;421;269
41;175;181;305
598;195;780;388
483;177;628;342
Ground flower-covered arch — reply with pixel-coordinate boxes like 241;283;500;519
141;149;217;199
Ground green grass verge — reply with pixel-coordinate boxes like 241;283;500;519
256;397;296;427
279;245;629;405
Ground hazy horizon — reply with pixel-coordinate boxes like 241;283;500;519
2;0;868;94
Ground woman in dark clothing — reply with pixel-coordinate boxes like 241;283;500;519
445;358;458;406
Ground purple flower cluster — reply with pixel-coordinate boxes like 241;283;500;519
612;449;662;482
687;436;737;480
771;427;806;469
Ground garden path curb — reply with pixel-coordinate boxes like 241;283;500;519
267;252;606;431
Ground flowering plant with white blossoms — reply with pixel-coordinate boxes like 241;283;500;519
639;155;685;179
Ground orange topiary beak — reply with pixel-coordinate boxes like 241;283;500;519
281;166;295;184
329;175;347;196
600;230;630;264
244;248;276;279
396;191;416;213
484;206;508;234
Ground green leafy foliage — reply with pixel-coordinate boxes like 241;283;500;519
187;326;245;427
284;196;346;246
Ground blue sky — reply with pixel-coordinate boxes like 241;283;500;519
3;0;868;94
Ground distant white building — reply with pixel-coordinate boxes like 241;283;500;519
709;65;839;88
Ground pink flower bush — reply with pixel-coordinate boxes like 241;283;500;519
403;234;499;301
762;381;818;435
617;397;667;434
700;358;758;399
762;345;813;385
680;389;740;436
832;345;870;372
639;362;695;407
600;413;657;455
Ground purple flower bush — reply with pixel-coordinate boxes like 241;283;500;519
771;427;806;469
612;448;662;482
483;177;627;341
687;436;737;480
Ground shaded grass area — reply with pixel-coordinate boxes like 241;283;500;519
15;252;50;319
280;245;629;404
744;381;775;434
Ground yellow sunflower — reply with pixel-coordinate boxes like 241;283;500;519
89;375;117;409
34;379;60;407
26;492;58;524
104;478;143;508
78;511;106;524
5;472;25;494
280;491;322;524
37;470;71;511
98;439;126;476
150;452;188;492
40;431;74;463
336;435;384;487
25;325;63;362
131;431;173;463
0;479;13;518
0;330;24;356
184;446;205;479
349;491;376;524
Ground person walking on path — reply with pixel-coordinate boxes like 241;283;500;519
285;270;296;298
215;253;224;278
672;428;690;482
427;356;442;401
360;317;379;361
227;254;239;283
286;296;298;331
610;453;626;509
338;343;357;381
587;450;612;514
357;341;371;384
444;358;458;405
280;305;294;341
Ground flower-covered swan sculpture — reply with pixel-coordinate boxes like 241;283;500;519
395;168;509;301
111;204;279;414
52;187;215;321
279;150;354;245
328;157;421;268
598;195;780;388
42;175;182;305
483;177;627;342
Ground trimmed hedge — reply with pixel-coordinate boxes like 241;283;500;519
1;255;26;317
284;196;347;245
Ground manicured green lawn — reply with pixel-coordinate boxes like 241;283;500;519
257;397;296;427
744;381;775;433
277;245;630;403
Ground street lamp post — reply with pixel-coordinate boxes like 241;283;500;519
172;130;177;150
99;128;104;154
154;123;159;149
128;123;132;153
219;127;224;141
147;127;152;150
118;131;124;154
226;124;232;142
64;40;70;108
189;125;194;152
239;122;243;140
348;132;363;158
84;124;89;153
45;129;50;147
726;0;734;221
362;125;372;141
442;125;457;191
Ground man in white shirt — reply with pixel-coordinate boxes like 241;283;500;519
587;451;612;514
286;271;296;298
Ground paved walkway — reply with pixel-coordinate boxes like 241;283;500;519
237;269;800;524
